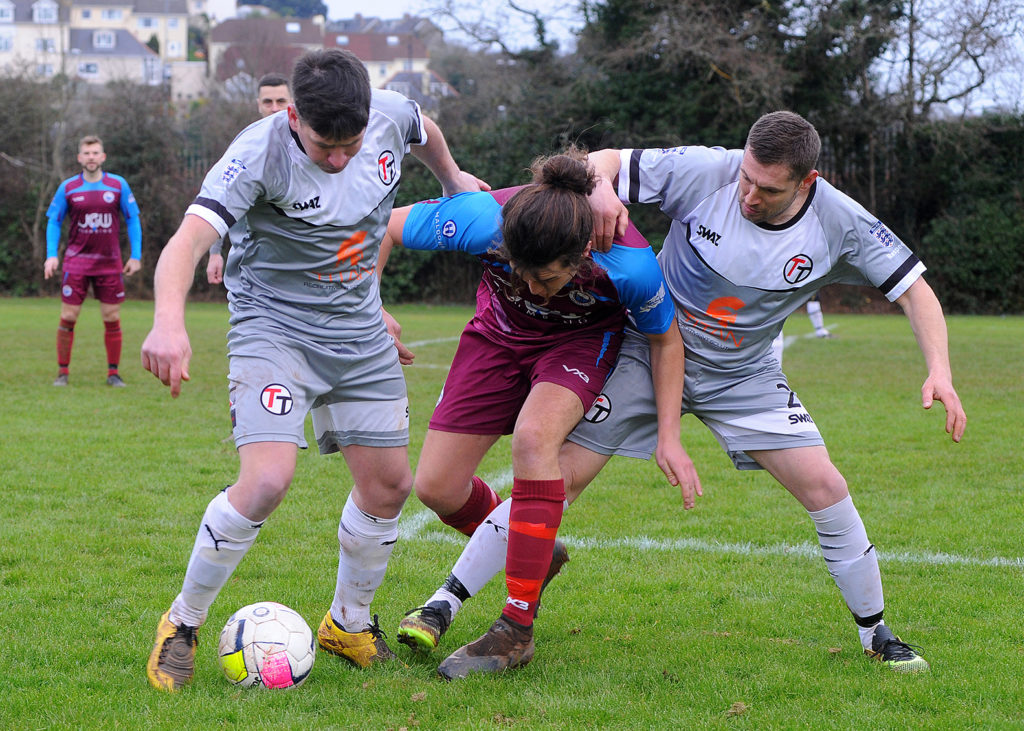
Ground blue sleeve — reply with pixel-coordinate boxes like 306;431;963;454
45;181;68;258
116;176;142;259
401;192;502;255
592;245;675;335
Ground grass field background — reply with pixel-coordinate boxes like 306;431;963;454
1;297;1022;729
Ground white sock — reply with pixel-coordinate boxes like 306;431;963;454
170;490;262;628
807;495;884;648
449;499;512;600
807;300;825;330
330;494;400;632
859;620;884;649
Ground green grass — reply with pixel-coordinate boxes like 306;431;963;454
1;298;1022;729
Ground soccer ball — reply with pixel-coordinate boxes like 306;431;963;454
217;601;315;689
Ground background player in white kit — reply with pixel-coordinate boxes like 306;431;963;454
427;111;966;677
142;48;486;691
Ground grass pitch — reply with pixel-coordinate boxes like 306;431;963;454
1;297;1021;729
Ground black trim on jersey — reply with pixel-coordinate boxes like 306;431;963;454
878;253;921;296
684;222;801;293
756;179;818;231
192;197;237;228
628;149;642;203
289;127;306;155
267;201;317;228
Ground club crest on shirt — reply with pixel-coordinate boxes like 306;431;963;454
783;254;813;285
102;191;115;203
569;290;596;307
442;219;457;238
222;158;247;186
377;150;397;186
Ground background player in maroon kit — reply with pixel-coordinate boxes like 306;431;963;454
44;135;142;387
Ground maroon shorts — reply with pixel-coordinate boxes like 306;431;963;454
429;323;623;435
60;272;125;305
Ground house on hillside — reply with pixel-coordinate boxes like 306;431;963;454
324;29;428;89
208;15;322;90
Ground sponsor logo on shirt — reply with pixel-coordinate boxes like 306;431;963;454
292;195;321;211
654;147;687;157
79;212;113;231
378;150;396;185
682;295;746;347
783;254;813;284
260;384;294;415
696;224;722;246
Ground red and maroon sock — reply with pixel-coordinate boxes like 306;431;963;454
56;318;75;373
502;477;565;627
104;319;122;375
439;475;503;537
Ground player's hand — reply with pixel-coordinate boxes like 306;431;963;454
206;253;225;284
442;170;491;197
655;440;703;509
588;176;628;252
141;326;192;398
123;258;141;276
382;308;415;365
44;257;59;279
921;374;966;443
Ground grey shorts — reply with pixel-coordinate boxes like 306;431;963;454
227;317;409;453
568;329;824;470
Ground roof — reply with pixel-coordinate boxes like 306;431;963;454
8;0;72;23
132;0;189;14
69;27;158;56
325;31;427;62
210;17;323;44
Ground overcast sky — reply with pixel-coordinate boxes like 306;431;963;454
323;0;581;50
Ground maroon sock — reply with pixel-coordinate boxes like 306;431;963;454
502;477;565;627
57;318;75;373
439;476;502;537
104;320;122;375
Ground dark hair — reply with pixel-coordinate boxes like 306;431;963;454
745;111;821;181
291;49;370;140
257;72;290;91
499;148;597;275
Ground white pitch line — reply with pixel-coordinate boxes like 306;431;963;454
405;336;461;348
402;525;1024;570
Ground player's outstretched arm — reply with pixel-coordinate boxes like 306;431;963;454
895;278;967;442
412;116;489;196
646;324;703;508
141;214;220;398
587;149;629;253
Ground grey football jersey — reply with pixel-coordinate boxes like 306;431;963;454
616;147;925;371
187;90;425;341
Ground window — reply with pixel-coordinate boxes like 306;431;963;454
0;34;12;51
285;22;299;33
81;8;90;18
138;17;156;28
168;18;178;28
168;40;181;56
32;0;58;23
78;62;99;76
0;2;13;23
37;63;54;76
100;8;122;20
386;35;399;46
94;30;115;49
35;37;56;52
335;34;348;45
